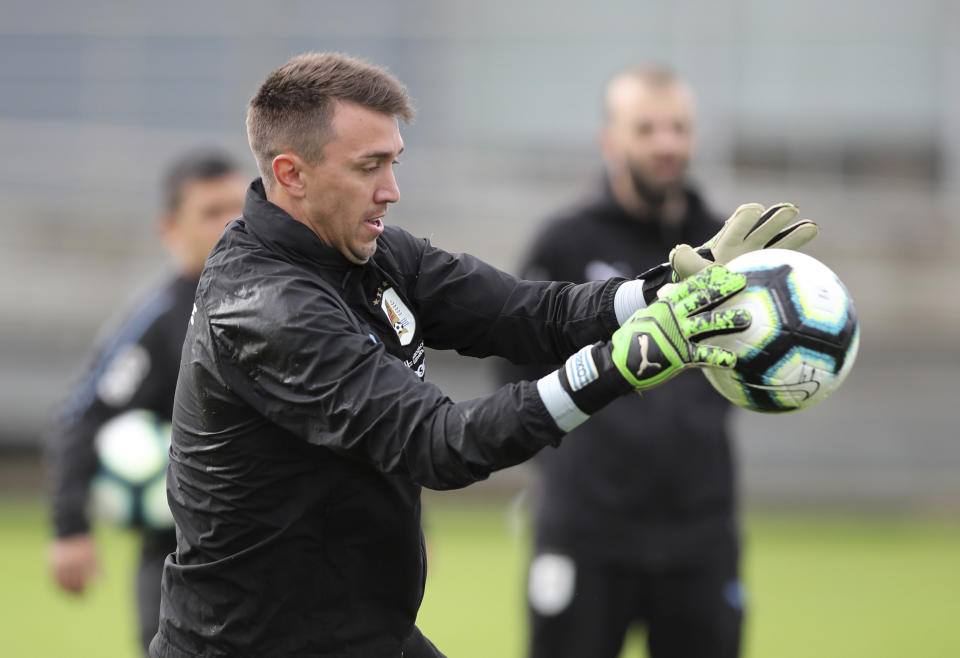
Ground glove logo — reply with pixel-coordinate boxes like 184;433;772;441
742;363;821;401
634;333;663;378
564;345;600;392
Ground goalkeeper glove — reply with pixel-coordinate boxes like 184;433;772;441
671;202;819;278
636;202;818;304
538;265;750;431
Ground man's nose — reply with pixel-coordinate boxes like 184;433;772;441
375;168;400;204
651;129;680;151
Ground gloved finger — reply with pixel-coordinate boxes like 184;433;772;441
764;219;819;250
708;203;766;252
742;203;800;249
682;308;751;341
667;265;747;304
691;343;738;369
656;282;679;299
671;266;747;316
670;244;712;280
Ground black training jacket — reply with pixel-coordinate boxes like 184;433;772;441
48;273;196;539
150;179;624;658
500;181;738;568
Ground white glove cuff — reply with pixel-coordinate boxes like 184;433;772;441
614;279;648;325
536;370;590;433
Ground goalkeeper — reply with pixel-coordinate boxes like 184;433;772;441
151;52;815;658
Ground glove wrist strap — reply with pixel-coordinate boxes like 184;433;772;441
636;262;674;305
537;343;632;432
613;279;648;325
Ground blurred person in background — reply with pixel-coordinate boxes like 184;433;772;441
46;149;246;655
499;64;746;658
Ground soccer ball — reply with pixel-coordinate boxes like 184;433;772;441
702;249;860;413
90;409;174;529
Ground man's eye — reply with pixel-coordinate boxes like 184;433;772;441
363;160;400;173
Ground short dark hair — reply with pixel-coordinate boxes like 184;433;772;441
246;52;415;187
162;149;241;213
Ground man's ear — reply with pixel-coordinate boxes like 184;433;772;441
157;210;188;267
157;211;177;247
597;128;616;168
272;153;306;198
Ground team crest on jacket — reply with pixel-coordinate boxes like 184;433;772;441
381;288;416;346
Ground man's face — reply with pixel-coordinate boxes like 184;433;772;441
602;80;695;202
162;174;247;275
299;101;403;265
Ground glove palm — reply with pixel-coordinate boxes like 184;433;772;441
610;264;750;391
670;202;819;279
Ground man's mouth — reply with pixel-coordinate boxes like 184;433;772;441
363;216;385;234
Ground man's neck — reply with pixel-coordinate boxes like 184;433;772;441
265;184;313;232
610;174;687;225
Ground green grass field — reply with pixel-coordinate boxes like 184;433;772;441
3;495;959;657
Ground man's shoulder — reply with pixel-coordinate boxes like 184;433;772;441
204;218;260;269
683;185;722;226
199;234;340;324
543;195;611;232
522;196;611;267
378;225;425;257
200;266;337;320
204;219;296;282
373;225;427;276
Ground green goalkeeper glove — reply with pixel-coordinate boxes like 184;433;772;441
538;265;750;431
635;203;818;305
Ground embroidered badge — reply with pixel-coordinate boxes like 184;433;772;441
381;288;416;346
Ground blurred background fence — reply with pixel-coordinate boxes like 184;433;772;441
3;2;960;656
1;0;958;505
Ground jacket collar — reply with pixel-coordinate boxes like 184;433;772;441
241;178;358;272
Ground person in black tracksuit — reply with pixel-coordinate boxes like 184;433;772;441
500;65;744;658
152;177;637;658
503;184;742;658
47;151;246;655
151;54;806;658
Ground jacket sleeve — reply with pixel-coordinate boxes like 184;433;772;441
494;226;573;386
205;279;566;490
47;311;173;537
401;235;624;365
47;400;102;537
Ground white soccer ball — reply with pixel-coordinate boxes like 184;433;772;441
703;249;860;413
90;409;174;529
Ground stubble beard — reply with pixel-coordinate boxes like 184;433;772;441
627;159;686;214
